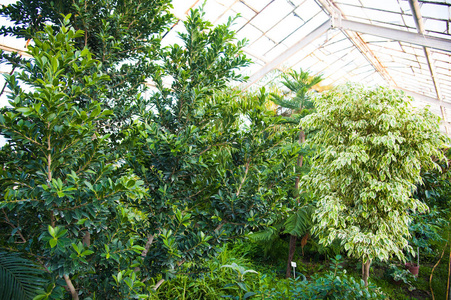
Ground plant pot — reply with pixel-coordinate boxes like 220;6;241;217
405;262;419;276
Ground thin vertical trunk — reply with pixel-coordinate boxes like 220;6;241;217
362;260;371;287
447;243;451;300
64;274;79;300
294;130;305;195
286;129;305;278
285;235;298;278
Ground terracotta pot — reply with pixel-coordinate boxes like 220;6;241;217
405;262;419;276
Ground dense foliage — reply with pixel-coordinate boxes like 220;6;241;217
0;2;301;299
301;84;448;285
0;1;449;299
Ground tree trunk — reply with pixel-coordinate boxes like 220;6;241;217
286;129;305;279
294;130;305;198
285;130;306;278
447;243;451;300
286;234;297;278
362;260;371;287
64;274;79;300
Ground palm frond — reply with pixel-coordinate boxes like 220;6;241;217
0;251;46;300
248;221;284;243
274;69;323;116
283;205;315;237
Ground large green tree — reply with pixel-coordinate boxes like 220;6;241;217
0;0;173;136
301;84;447;286
0;19;147;299
125;8;298;286
0;3;299;298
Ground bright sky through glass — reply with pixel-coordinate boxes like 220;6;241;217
0;0;450;137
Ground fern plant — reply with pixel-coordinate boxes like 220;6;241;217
0;251;46;300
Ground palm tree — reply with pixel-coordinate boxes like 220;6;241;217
272;69;323;278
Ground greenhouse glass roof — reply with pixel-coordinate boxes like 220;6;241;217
0;0;450;132
166;0;451;133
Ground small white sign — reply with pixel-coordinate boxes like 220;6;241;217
291;261;297;268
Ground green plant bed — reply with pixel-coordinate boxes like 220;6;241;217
147;239;451;299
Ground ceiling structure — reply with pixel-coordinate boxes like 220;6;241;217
168;0;451;133
0;0;450;132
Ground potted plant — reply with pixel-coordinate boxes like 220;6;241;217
405;247;420;277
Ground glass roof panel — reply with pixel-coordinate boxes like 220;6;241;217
294;0;323;20
265;14;305;44
281;12;329;47
424;19;448;34
236;24;263;43
358;0;402;13
250;0;294;32
203;1;229;21
241;0;273;12
336;0;363;6
264;44;289;60
420;3;450;20
232;2;257;20
247;36;276;56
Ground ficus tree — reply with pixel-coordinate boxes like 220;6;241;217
301;84;447;286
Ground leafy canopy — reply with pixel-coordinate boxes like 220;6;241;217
301;84;447;263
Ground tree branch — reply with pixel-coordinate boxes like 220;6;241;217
153;279;165;291
235;159;251;197
63;274;79;300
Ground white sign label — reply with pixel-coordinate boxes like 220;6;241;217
291;261;297;268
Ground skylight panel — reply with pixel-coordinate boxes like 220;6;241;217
336;0;362;6
203;1;228;21
279;15;327;48
362;8;405;26
215;10;247;30
401;14;417;29
294;0;322;21
368;40;404;53
248;36;276;56
424;19;448;34
358;0;401;13
242;0;274;12
264;44;289;60
236;24;263;43
435;63;451;73
265;14;305;43
171;0;198;19
339;5;370;20
233;2;257;20
251;0;294;32
421;3;450;20
217;0;239;6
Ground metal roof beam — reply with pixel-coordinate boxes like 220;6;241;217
316;0;397;86
241;19;331;89
400;89;451;111
408;0;448;133
336;19;451;53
